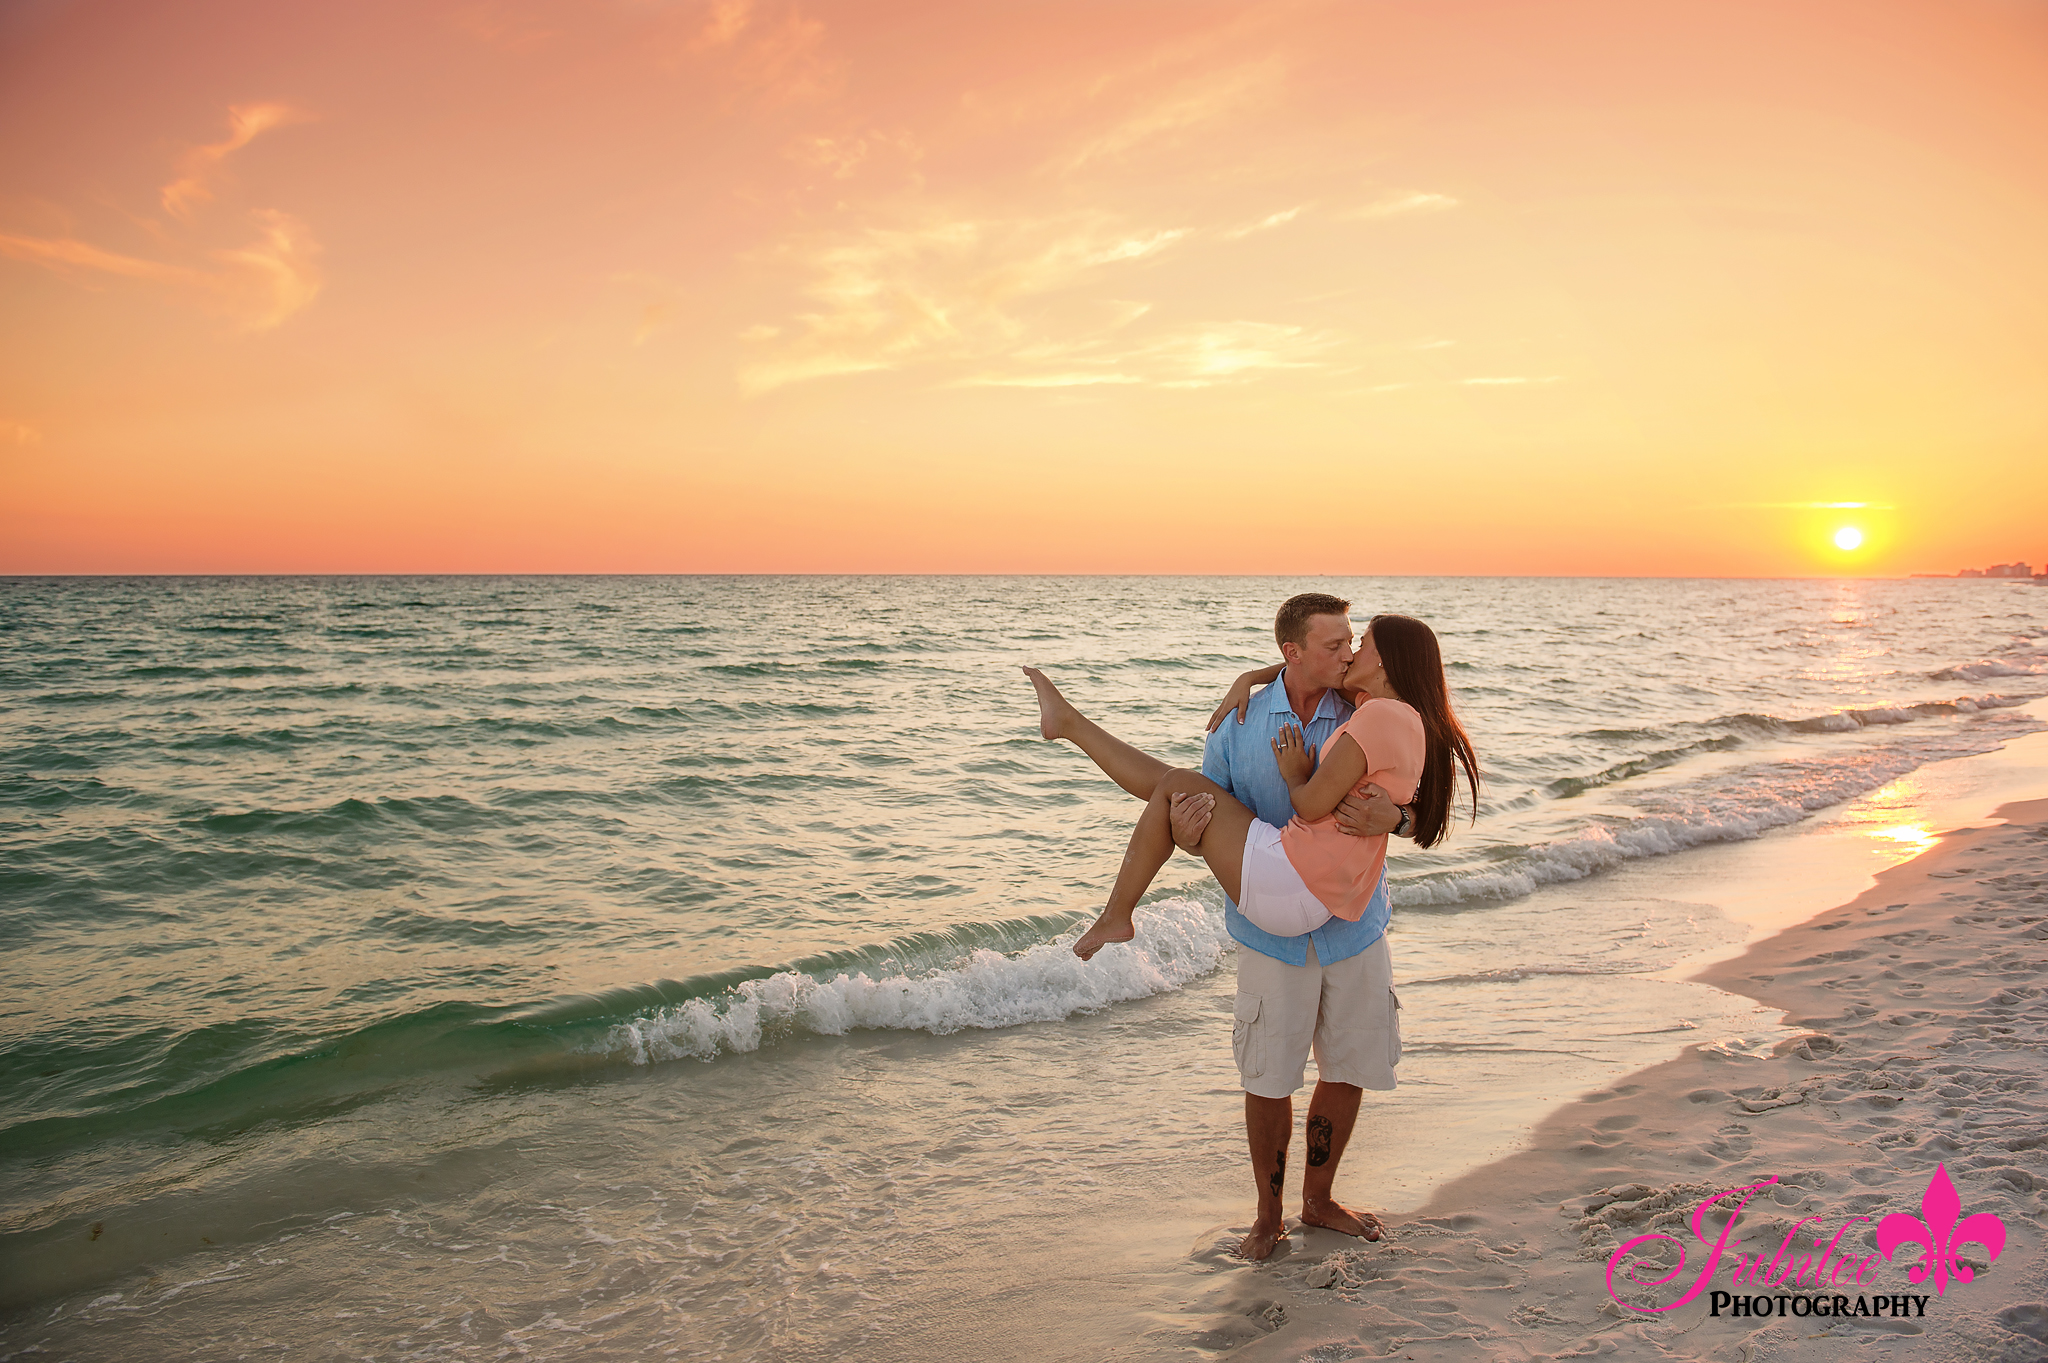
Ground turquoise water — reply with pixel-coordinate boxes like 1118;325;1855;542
2;575;2044;1357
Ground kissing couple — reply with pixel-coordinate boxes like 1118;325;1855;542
1025;592;1477;1259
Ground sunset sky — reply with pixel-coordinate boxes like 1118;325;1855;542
2;0;2044;575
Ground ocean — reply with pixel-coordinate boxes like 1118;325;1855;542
3;575;2044;1360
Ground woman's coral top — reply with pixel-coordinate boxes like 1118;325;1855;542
1279;697;1425;921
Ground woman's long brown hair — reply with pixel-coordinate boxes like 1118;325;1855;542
1369;614;1479;848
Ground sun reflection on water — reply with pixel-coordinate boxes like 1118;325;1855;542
1840;777;1941;864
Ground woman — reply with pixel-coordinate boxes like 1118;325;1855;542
1024;614;1479;960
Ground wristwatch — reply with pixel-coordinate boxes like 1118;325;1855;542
1393;804;1414;838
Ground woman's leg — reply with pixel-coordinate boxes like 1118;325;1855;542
1023;667;1174;802
1073;770;1257;960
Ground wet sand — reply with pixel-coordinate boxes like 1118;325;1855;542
1189;800;2048;1362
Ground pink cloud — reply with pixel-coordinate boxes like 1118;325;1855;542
160;103;311;222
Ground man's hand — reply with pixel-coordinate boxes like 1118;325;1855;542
1169;791;1214;853
1334;782;1402;838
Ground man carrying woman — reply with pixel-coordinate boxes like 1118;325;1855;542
1024;593;1478;1259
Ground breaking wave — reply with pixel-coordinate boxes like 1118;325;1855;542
596;896;1230;1064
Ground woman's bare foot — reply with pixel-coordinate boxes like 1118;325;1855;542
1021;666;1078;742
1300;1196;1383;1241
1237;1218;1289;1261
1071;907;1135;960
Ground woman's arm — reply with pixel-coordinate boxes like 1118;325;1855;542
1277;730;1368;822
1206;662;1286;732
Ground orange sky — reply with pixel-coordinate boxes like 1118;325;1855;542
2;0;2044;575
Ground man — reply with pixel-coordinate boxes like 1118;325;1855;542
1167;593;1407;1261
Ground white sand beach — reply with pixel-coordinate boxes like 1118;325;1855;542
1177;798;2048;1362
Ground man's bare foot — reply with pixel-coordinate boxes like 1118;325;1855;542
1071;908;1135;961
1021;666;1079;742
1300;1196;1383;1241
1237;1218;1289;1261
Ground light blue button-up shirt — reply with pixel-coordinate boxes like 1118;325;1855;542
1201;669;1392;966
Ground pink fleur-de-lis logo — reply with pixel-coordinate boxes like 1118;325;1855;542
1875;1163;2007;1295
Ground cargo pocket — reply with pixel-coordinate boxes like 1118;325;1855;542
1233;994;1263;1080
1387;988;1403;1067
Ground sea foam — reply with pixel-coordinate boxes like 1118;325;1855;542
1394;709;2045;905
599;896;1230;1064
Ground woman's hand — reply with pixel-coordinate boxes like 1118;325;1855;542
1206;663;1285;732
1207;675;1258;732
1272;724;1315;787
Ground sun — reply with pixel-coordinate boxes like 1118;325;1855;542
1833;526;1864;552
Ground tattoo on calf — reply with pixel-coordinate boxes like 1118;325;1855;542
1306;1115;1333;1167
1269;1149;1286;1197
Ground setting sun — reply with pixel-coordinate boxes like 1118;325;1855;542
1834;527;1865;551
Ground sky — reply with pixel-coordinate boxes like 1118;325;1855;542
2;0;2044;576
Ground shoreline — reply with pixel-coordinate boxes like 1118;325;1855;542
6;724;2044;1362
1210;798;2048;1361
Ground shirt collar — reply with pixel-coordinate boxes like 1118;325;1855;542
1254;668;1351;723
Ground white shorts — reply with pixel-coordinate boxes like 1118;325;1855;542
1237;820;1333;937
1233;934;1402;1099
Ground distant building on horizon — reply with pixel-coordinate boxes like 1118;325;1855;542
1912;561;2039;579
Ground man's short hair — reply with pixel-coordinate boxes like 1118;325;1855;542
1274;592;1352;649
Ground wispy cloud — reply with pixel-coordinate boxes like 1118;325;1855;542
956;320;1337;390
728;7;841;103
1130;321;1337;385
693;0;753;49
161;103;310;221
786;128;921;181
1058;60;1282;173
740;214;1191;394
0;209;321;330
1460;375;1562;385
955;372;1146;389
741;202;1366;395
210;210;322;328
0;104;322;330
1347;190;1458;220
0;233;202;286
1223;206;1305;240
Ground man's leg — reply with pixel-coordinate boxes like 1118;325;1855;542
1232;944;1321;1260
1297;934;1396;1240
1241;1093;1293;1260
1299;1081;1382;1239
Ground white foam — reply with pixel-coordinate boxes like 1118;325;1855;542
1395;715;2041;906
600;897;1230;1064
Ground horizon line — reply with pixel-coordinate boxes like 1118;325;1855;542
4;571;2038;583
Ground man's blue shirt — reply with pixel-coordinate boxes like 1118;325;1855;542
1200;669;1391;966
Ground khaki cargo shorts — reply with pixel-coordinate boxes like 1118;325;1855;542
1232;933;1400;1099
